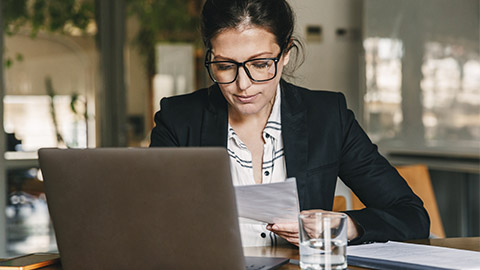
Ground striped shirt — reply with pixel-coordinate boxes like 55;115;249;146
227;85;288;247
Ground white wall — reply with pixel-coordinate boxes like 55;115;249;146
4;34;97;97
288;0;364;115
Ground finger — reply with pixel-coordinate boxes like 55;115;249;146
283;236;299;246
267;222;298;233
301;209;328;214
273;231;298;238
275;233;299;245
300;211;342;229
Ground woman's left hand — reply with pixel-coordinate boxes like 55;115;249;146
266;209;361;246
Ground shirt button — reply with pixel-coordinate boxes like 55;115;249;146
260;232;267;238
264;171;270;176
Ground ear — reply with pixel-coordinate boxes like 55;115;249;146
282;39;293;66
282;48;291;66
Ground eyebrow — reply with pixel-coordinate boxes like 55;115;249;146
212;51;275;61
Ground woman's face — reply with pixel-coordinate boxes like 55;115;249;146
210;26;290;119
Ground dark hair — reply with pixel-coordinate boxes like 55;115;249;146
201;0;304;73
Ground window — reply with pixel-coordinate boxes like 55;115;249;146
364;38;403;142
2;1;97;256
364;0;480;154
421;42;480;144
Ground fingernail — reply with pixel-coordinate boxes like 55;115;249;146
272;225;279;230
266;225;272;230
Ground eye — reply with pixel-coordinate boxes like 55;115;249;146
215;63;236;71
250;60;272;69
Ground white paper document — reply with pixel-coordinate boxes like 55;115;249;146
347;241;480;270
234;178;299;224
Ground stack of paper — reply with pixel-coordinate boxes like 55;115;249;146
347;241;480;270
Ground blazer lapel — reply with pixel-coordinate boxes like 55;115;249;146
200;84;228;147
280;80;309;209
281;80;308;176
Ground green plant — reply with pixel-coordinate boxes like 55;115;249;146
3;0;202;76
3;0;95;67
126;0;202;78
3;0;94;36
45;76;65;146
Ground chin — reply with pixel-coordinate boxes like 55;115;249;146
233;104;263;116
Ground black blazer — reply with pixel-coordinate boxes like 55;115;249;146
150;80;430;244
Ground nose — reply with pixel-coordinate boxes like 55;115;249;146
236;66;252;91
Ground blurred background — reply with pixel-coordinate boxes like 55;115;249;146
0;0;478;257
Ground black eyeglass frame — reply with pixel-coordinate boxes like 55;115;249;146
204;50;283;84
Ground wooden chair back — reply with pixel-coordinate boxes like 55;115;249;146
333;195;347;212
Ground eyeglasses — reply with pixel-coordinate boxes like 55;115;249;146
204;50;283;84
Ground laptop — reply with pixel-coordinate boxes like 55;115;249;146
39;147;289;270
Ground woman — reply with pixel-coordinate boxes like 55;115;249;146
150;0;430;246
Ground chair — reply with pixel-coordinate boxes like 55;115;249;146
350;164;445;238
333;195;347;212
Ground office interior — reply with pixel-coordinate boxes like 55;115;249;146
0;0;478;257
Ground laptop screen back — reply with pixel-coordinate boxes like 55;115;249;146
39;147;245;270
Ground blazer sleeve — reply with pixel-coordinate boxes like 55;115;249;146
150;97;181;147
335;93;430;244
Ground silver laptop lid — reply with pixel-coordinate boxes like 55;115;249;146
39;147;245;270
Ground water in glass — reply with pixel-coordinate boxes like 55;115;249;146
299;238;347;270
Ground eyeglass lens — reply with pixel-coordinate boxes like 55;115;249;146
209;59;277;83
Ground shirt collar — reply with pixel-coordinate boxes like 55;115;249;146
228;125;247;148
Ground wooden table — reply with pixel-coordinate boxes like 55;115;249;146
1;237;478;269
243;237;480;269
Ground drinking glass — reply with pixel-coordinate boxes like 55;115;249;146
298;212;348;270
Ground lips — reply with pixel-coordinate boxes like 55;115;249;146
235;94;258;103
